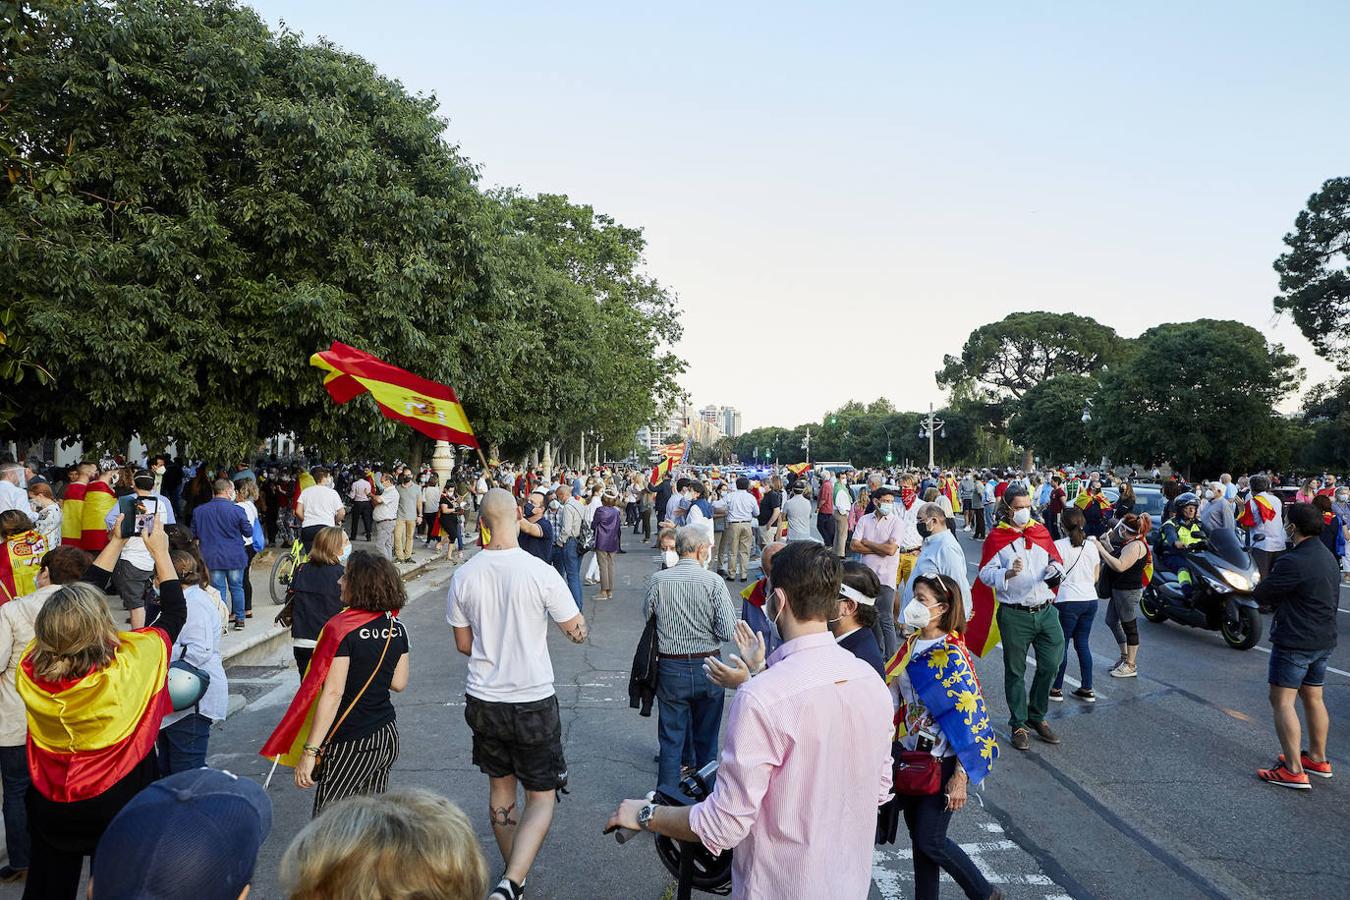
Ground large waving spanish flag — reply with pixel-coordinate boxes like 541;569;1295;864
785;462;812;475
17;629;171;802
310;342;478;448
260;608;383;768
966;521;1062;657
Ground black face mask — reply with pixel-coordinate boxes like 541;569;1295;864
524;503;535;517
916;520;932;539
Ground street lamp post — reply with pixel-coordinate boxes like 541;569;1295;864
802;427;811;465
918;403;946;470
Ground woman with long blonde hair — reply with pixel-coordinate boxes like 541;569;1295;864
17;515;186;899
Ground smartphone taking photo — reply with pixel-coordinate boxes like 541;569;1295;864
120;495;160;538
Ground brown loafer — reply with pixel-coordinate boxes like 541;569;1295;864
1031;721;1061;744
1011;728;1031;751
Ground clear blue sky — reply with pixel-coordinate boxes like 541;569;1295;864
248;1;1349;429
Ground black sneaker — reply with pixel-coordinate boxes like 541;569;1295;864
0;866;26;883
1049;688;1064;702
233;618;245;631
1072;687;1097;703
489;876;525;900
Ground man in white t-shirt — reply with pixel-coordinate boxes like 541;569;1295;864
448;489;587;900
103;468;175;628
1244;475;1286;580
783;481;816;542
295;467;344;553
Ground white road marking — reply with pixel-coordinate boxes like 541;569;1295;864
1252;645;1350;679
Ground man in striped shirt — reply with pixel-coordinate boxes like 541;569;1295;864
644;525;737;789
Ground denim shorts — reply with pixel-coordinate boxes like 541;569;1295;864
1268;645;1333;689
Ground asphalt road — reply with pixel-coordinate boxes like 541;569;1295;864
5;524;1343;899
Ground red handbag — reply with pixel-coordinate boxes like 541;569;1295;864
893;747;942;796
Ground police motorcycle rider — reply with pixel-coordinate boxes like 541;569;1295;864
1159;492;1207;592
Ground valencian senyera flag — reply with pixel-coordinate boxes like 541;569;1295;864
309;342;478;448
650;441;687;484
261;609;384;769
885;633;998;785
967;520;1062;657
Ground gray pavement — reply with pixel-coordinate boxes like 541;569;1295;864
3;523;1345;899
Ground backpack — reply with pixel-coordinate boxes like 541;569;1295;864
576;516;595;556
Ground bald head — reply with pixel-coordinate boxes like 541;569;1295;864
761;541;786;578
480;488;518;531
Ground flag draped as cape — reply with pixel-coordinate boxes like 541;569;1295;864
60;483;86;547
884;632;997;785
1237;495;1276;528
17;628;171;801
80;481;116;551
967;521;1061;657
260;608;383;767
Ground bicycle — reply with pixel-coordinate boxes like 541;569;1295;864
269;537;308;604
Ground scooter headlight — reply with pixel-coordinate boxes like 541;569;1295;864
1221;570;1252;592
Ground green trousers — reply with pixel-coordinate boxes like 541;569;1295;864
997;603;1066;731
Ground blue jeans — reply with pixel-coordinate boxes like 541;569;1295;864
983;505;995;532
656;658;724;790
0;744;29;869
553;539;582;610
157;713;212;777
1054;600;1099;691
210;567;246;622
898;756;993;900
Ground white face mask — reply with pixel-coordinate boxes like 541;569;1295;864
902;597;933;630
662;550;678;568
154;466;166;476
1012;507;1032;527
877;502;895;516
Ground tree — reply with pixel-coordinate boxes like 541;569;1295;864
1298;377;1350;471
1090;320;1301;476
937;312;1123;400
1008;374;1098;466
1273;177;1350;369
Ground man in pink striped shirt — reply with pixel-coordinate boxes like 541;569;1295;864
606;541;893;899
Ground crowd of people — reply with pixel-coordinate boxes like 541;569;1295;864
0;449;1342;897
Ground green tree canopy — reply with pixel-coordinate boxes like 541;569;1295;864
1273;177;1350;369
938;311;1123;400
1008;374;1098;466
1;0;683;462
1090;320;1301;476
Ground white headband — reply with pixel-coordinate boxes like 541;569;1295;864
839;583;875;607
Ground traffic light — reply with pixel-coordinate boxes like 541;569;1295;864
886;452;893;463
830;416;837;425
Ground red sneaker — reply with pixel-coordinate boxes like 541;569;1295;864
1258;763;1311;790
1279;752;1333;779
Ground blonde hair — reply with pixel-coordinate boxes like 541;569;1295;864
307;525;348;566
235;478;259;503
281;789;487;900
28;582;119;681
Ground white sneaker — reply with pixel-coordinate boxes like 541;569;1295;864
1110;663;1137;678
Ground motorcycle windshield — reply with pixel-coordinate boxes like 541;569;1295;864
1208;528;1250;570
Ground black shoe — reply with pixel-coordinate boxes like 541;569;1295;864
617;549;627;554
0;866;26;883
1011;728;1030;751
489;876;525;900
1049;688;1063;702
233;619;245;631
740;577;748;582
1072;687;1096;703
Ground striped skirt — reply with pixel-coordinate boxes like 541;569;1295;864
312;719;400;816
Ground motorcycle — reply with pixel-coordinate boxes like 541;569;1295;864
610;761;731;898
1140;527;1263;650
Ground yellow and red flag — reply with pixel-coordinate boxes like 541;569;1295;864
0;529;48;604
17;629;171;801
966;521;1062;657
940;476;962;514
309;342;478;448
60;483;86;547
260;608;383;767
786;462;812;475
1237;495;1276;528
650;441;687;484
80;481;116;552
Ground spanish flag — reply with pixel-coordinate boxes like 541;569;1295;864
940;476;962;514
80;480;117;552
17;629;171;802
740;577;767;608
1237;495;1276;528
260;608;383;767
1073;491;1110;513
310;342;478;448
0;529;48;604
60;483;86;547
650;442;686;484
291;469;315;515
966;521;1062;657
786;462;812;475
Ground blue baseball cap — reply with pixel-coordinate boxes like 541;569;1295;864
92;767;272;899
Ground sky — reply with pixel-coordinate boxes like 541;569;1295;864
248;1;1348;430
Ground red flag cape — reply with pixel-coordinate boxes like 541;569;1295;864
967;522;1062;657
740;577;767;608
260;608;383;766
309;341;478;448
